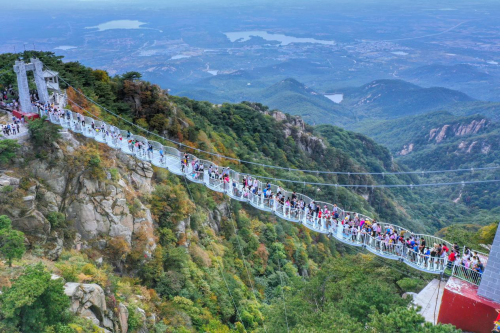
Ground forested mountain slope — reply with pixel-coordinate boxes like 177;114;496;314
351;111;500;218
250;78;348;125
0;51;494;332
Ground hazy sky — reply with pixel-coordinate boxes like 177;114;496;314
6;0;498;10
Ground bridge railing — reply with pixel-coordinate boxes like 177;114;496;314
39;108;489;275
450;263;482;285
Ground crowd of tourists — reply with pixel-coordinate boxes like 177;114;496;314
177;153;487;275
1;116;23;136
0;87;18;111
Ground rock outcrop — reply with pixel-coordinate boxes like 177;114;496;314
428;119;488;143
266;110;326;155
399;143;414;156
64;282;128;333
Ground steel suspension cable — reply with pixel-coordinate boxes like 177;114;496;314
41;92;479;278
64;96;500;189
43;62;500;177
227;198;269;333
275;236;290;333
182;176;247;331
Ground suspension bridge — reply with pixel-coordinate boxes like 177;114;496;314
40;106;468;275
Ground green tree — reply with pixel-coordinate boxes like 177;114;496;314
92;69;110;83
0;215;25;267
0;263;71;332
368;307;461;333
27;116;61;147
127;305;143;332
0;139;20;165
262;255;456;332
121;71;142;81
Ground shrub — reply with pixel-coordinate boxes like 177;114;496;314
0;263;71;332
397;278;426;293
81;263;98;276
107;237;131;263
58;264;79;282
0;139;20;165
156;271;185;298
109;168;120;181
127;305;143;332
1;185;13;193
27;116;61;147
0;215;26;267
46;211;67;229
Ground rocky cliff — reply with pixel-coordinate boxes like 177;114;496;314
0;132;157;261
266;109;327;155
428;118;489;144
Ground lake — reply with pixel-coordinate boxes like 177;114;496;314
86;20;146;32
324;94;343;103
224;31;335;46
391;51;409;56
170;55;191;60
54;46;77;51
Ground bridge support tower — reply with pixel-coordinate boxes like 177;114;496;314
13;58;49;112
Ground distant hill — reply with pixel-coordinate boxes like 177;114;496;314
176;89;228;104
403;64;491;84
179;76;496;129
179;77;350;125
353;111;494;156
352;111;500;212
401;64;500;101
176;70;266;103
255;78;349;125
341;79;475;120
438;101;500;122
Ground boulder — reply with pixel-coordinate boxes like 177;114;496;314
64;283;107;328
82;178;101;194
22;195;35;210
176;217;190;248
12;209;50;238
67;201;111;240
118;303;129;333
112;199;128;215
39;189;61;213
30;160;67;195
109;215;134;243
117;153;153;193
0;174;20;186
